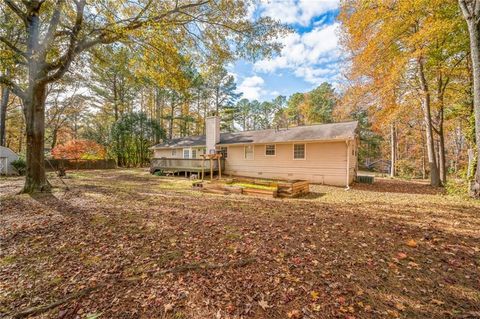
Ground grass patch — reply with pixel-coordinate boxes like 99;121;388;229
229;182;277;191
0;255;16;266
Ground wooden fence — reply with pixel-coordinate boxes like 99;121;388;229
45;159;116;171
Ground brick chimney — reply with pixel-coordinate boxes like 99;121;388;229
206;116;220;154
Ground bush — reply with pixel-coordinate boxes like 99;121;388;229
154;169;164;176
445;179;469;197
395;159;418;179
11;158;26;175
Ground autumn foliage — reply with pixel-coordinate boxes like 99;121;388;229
52;140;106;160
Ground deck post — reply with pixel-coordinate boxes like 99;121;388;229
345;140;351;189
210;158;213;180
217;155;222;179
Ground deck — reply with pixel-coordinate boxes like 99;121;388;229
150;158;225;175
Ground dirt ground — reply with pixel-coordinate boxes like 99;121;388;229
1;169;479;319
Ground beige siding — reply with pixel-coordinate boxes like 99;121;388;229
154;147;205;159
223;141;356;186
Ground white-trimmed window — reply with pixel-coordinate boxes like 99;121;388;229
172;149;177;156
293;144;305;160
265;144;276;156
183;149;190;159
191;149;197;159
244;145;254;160
218;146;228;159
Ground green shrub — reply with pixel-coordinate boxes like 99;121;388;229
11;158;27;175
445;179;469;197
154;170;164;176
395;159;418;179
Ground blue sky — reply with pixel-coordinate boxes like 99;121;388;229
231;0;341;102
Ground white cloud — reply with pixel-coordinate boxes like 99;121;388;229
254;22;341;85
237;76;265;100
259;0;339;26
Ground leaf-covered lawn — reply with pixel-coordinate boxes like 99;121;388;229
1;169;479;318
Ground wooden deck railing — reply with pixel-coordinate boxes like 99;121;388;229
150;157;224;172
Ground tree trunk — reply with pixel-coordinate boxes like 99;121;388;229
51;128;58;150
23;82;50;193
390;122;396;177
438;126;446;183
169;94;175;140
418;59;441;187
0;84;9;147
467;22;480;196
460;1;480;196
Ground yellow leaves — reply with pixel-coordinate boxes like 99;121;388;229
310;290;320;301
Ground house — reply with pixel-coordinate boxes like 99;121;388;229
0;146;20;175
151;116;359;186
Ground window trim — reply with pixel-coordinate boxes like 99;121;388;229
171;149;177;157
183;148;191;159
265;144;276;156
191;149;197;159
293;143;306;160
244;145;254;160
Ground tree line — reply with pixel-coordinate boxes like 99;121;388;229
338;0;480;195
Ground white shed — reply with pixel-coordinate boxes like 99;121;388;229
0;146;20;175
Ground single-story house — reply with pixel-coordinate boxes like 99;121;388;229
0;146;20;175
151;116;359;186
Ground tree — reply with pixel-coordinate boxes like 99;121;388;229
459;0;480;196
46;78;88;149
234;98;252;131
0;0;284;193
52;139;106;160
339;0;466;187
111;112;164;167
287;93;306;126
307;82;336;124
89;46;138;122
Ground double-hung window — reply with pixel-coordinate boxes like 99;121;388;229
183;149;190;159
293;144;305;160
244;145;254;160
265;144;276;156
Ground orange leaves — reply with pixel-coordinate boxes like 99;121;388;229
52;139;106;160
406;239;418;248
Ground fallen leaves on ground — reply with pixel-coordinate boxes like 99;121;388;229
0;169;479;318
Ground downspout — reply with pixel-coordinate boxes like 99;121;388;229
345;140;350;190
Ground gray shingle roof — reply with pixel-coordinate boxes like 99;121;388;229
152;121;358;149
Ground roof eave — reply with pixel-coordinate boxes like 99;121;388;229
217;136;356;146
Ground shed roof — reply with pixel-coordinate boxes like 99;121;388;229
152;121;358;149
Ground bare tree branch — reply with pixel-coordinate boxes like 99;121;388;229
45;0;209;79
40;0;65;57
0;75;26;101
4;0;27;25
0;35;27;59
42;0;86;83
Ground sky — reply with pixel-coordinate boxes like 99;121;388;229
232;0;341;102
